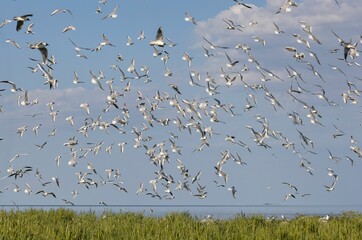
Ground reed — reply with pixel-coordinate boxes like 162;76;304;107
0;209;361;239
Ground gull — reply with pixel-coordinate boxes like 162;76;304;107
284;193;296;201
182;51;193;67
17;126;28;138
90;70;104;90
62;25;76;33
101;33;115;47
48;128;57;137
24;183;32;195
225;52;239;68
272;21;284;34
184;12;197;25
0;19;12;28
300;21;321;44
324;175;338;192
66;116;74;126
36;190;57;198
350;146;362;158
233;0;252;8
202;46;214;58
5;39;21;49
213;180;225;188
192;171;201;184
52;177;60;187
73;71;84;84
96;6;102;13
28;42;49;64
127;59;136;73
0;80;22;92
252;36;266;46
164;66;173;77
285;46;297;53
165;37;177;47
331;29;359;60
327;149;341;162
25;23;34;34
137;30;145;40
13;183;21;193
307;50;321;65
231;152;247;166
35;141;47;150
55;155;61;167
126;35;134;46
80;103;90;115
71;190;79;199
328;64;346;76
9;153;30;163
319;215;330;222
20;90;30;106
223;18;244;31
292;34;310;49
228;186;237;199
309;65;325;84
118;142;126;153
160;51;169;63
46;101;55;111
37;63;58;89
50;111;58;122
62;199;75;206
149;27;165;47
102;5;119;19
203;36;228;49
282;182;298;192
13;14;33;31
116;53;124;61
276;0;298;14
51;9;73;16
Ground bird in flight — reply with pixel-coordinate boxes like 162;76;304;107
28;42;49;64
150;27;165;47
13;14;33;31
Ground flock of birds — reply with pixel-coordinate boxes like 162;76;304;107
0;0;361;208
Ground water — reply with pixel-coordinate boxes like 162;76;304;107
1;204;362;219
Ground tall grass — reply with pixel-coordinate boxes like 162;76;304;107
0;209;361;239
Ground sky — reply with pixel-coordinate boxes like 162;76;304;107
1;0;362;210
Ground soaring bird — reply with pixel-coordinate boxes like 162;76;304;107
13;14;33;31
149;27;165;47
28;42;49;64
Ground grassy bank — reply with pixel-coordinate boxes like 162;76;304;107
0;209;362;239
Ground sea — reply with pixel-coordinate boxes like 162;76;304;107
1;204;362;220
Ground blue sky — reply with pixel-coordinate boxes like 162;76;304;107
1;0;362;210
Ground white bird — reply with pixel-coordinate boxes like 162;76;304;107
66;116;74;126
149;27;165;47
184;12;197;25
13;14;33;31
28;42;49;64
90;70;105;90
25;23;34;34
276;0;298;14
6;39;21;49
0;19;12;28
16;126;28;138
51;9;73;16
80;103;90;115
102;5;119;19
137;30;145;40
62;25;76;33
228;186;237;199
126;35;134;46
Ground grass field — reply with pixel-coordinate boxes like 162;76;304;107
1;209;362;239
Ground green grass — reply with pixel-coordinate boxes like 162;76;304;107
0;209;362;239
